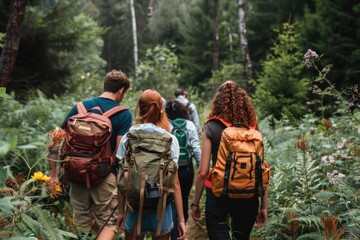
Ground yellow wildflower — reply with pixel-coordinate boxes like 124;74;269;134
54;184;62;193
31;171;44;181
48;182;62;199
42;175;51;182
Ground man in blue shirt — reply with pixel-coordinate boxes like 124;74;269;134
48;70;132;240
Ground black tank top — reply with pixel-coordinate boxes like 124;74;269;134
204;120;226;167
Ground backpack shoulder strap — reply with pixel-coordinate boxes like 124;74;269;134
103;106;128;118
76;101;105;115
76;102;87;114
206;116;232;128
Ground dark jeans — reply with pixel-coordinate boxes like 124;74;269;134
205;189;259;240
171;162;195;240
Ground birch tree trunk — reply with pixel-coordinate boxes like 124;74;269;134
0;0;29;87
227;24;234;63
238;0;252;79
212;0;220;70
130;0;138;79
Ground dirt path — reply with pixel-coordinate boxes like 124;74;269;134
184;184;209;240
185;214;208;240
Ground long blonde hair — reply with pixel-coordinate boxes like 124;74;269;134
136;89;170;132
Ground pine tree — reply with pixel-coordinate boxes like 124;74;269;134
253;23;308;121
178;0;214;87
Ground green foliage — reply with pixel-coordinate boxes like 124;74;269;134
251;53;359;239
0;87;11;99
201;63;245;100
147;0;188;44
0;32;4;48
299;0;360;90
4;0;106;100
134;44;180;100
0;167;77;239
0;91;74;174
94;0;151;74
178;0;213;87
254;22;309;121
246;0;309;63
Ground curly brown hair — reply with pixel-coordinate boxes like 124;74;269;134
208;80;257;127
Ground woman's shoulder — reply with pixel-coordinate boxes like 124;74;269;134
204;119;226;134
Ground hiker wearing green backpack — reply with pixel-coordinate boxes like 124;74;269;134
174;88;201;133
165;99;201;240
116;89;186;240
191;81;269;240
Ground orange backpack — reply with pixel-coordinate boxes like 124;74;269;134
60;102;127;189
205;117;270;198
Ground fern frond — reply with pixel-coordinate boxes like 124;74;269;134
297;232;323;240
56;228;78;239
295;214;322;231
31;206;59;239
19;178;35;196
20;213;42;236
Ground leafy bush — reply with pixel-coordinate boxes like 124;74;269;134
251;50;360;239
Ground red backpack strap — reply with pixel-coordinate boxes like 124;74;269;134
89;106;104;114
76;102;87;114
206;116;232;127
103;106;128;118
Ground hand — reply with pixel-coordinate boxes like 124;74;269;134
191;205;202;221
255;208;267;228
117;214;125;231
49;172;59;183
177;220;186;240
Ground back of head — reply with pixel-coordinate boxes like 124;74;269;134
104;70;130;93
165;100;189;120
208;80;257;128
174;88;185;97
136;89;170;131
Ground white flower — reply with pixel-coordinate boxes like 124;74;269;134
321;155;335;165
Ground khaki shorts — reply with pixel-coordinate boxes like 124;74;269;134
70;173;118;233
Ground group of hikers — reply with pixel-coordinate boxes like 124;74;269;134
47;69;270;240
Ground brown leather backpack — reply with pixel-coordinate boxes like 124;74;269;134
205;117;270;198
60;102;127;189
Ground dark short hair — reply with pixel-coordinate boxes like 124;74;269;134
165;100;189;120
104;70;130;93
174;88;185;97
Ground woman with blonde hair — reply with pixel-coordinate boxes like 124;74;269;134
191;81;268;240
117;89;186;240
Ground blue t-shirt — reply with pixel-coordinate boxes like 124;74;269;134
62;97;132;152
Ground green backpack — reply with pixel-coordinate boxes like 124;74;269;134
171;118;191;167
117;130;177;236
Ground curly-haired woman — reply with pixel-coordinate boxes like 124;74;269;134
191;81;268;240
116;89;186;240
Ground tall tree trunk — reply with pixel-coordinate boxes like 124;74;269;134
212;0;220;70
227;24;234;63
130;0;138;79
147;0;154;17
0;0;29;87
238;0;252;81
